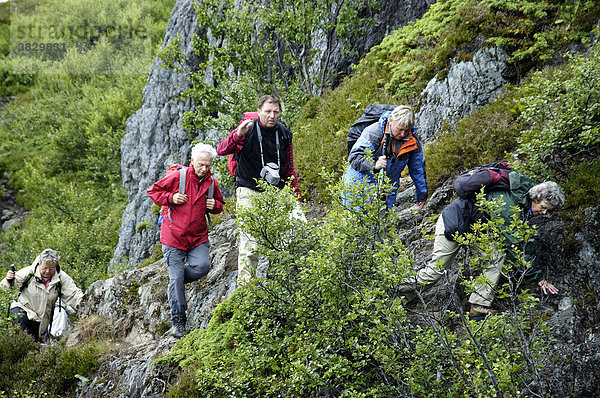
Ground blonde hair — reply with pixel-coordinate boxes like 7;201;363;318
389;105;415;128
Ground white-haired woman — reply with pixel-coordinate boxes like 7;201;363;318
1;248;83;342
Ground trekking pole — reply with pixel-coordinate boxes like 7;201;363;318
376;130;391;202
9;264;15;288
6;264;15;318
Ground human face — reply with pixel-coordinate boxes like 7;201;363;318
191;154;213;178
389;121;412;140
40;261;57;278
531;200;553;216
257;101;281;128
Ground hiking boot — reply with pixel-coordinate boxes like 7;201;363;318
469;305;498;320
171;323;186;339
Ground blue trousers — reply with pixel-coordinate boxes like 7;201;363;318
162;242;211;325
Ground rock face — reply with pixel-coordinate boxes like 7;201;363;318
111;0;434;269
416;47;512;144
110;0;204;269
74;218;240;398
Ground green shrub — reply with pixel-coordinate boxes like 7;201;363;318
0;0;175;287
159;180;552;397
511;39;600;181
0;337;99;397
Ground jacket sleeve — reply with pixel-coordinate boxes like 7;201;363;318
0;277;12;290
59;272;84;309
147;172;180;206
407;144;428;202
282;142;302;198
348;123;382;174
209;178;225;215
216;128;246;156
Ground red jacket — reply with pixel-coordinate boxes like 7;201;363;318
147;164;224;251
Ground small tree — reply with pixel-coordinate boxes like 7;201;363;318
160;183;554;397
158;0;378;134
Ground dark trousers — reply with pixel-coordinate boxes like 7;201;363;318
162;242;211;325
11;307;42;342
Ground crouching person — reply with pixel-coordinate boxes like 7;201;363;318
398;172;565;319
1;248;83;342
147;143;224;338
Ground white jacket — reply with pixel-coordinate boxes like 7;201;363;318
1;256;84;335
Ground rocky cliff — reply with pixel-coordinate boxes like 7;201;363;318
111;0;435;269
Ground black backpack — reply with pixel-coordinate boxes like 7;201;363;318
442;162;513;241
347;104;397;154
453;162;512;200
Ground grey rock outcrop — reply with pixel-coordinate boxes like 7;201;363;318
74;218;240;398
111;0;434;269
110;0;208;269
416;47;512;144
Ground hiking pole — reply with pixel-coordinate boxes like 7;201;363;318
376;129;391;202
9;264;15;288
6;264;15;318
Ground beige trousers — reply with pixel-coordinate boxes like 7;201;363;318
398;216;504;307
236;187;259;283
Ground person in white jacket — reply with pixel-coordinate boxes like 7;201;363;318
1;248;83;342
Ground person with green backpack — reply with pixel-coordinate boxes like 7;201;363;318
1;248;83;342
397;166;566;319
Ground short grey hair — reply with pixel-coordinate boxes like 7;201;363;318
40;248;60;267
528;181;565;210
389;105;415;129
191;143;217;160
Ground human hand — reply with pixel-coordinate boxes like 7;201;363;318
172;193;188;205
237;119;253;137
206;198;215;210
538;279;559;295
374;156;387;170
415;201;426;212
6;270;15;281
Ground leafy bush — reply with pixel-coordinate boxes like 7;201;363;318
0;0;175;287
159;180;553;397
511;39;600;180
0;336;99;397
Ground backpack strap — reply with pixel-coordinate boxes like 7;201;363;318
168;167;187;224
19;268;36;296
178;167;186;196
206;179;215;227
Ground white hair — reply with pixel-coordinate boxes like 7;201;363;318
528;181;565;210
40;248;60;266
191;143;217;160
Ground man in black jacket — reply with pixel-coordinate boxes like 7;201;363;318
217;95;302;283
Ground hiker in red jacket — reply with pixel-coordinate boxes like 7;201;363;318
147;143;224;338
